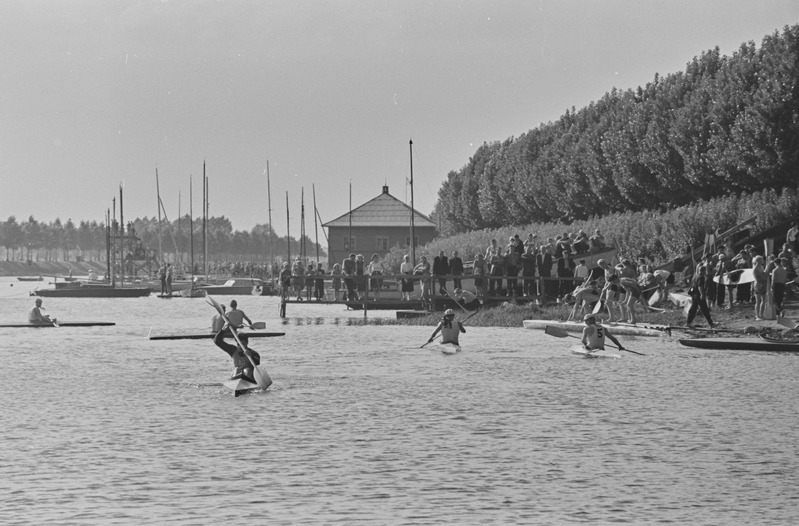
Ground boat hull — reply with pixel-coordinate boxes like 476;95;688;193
523;319;663;337
148;331;285;341
678;338;799;352
0;321;115;328
32;286;151;298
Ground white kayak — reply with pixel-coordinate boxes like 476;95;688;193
524;319;663;337
222;366;272;397
438;342;461;355
571;345;621;359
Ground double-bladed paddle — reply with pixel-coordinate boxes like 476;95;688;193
544;325;645;355
207;296;272;391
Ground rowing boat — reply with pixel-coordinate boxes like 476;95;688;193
571;345;621;359
678;338;799;352
0;321;115;328
523;319;663;337
148;331;285;341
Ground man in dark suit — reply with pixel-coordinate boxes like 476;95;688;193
433;250;450;296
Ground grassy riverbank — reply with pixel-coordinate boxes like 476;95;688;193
0;260;106;277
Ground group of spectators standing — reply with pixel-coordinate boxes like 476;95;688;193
686;239;797;324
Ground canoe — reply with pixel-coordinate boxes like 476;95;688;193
222;366;272;397
678;338;799;352
148;331;285;341
438;342;461;355
523;319;664;337
571;345;621;359
17;276;44;282
0;321;115;328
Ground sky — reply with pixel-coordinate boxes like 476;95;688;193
1;1;798;238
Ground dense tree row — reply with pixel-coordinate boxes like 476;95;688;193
433;25;799;233
0;214;324;265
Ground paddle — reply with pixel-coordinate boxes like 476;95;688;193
544;325;645;355
777;316;797;329
250;321;267;330
443;289;468;313
206;296;272;390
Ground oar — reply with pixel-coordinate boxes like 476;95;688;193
250;321;267;330
443;289;468;313
777;316;797;329
207;296;272;390
544;325;645;355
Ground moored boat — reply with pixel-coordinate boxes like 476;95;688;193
17;276;44;282
678;338;799;352
31;281;151;298
200;278;273;296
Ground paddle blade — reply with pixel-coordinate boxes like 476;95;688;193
592;299;603;314
251;321;267;330
778;316;797;329
545;325;571;339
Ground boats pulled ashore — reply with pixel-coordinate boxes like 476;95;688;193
523;319;664;337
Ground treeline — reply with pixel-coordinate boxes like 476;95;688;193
434;25;799;232
0;214;325;264
385;187;799;273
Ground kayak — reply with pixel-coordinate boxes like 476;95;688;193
571;345;621;359
678;338;799;352
438;342;461;355
222;366;272;397
148;331;285;340
0;321;115;328
523;319;663;337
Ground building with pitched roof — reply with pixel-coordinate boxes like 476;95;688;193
322;185;437;268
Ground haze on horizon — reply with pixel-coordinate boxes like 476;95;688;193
1;1;797;237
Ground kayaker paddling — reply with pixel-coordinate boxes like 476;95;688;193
28;298;56;325
427;309;466;346
581;313;625;352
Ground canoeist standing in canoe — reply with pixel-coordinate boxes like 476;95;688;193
581;313;625;352
28;298;56;325
213;328;260;384
428;309;466;346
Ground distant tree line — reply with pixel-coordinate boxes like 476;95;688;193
433;25;799;234
0;214;325;265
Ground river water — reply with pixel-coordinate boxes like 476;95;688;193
1;277;798;525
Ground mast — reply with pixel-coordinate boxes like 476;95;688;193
177;191;181;270
111;197;117;287
301;187;306;262
285;191;291;263
312;184;320;264
266;161;273;283
119;185;125;286
409;139;416;265
348;182;352;256
203;161;207;278
156;168;163;264
190;175;194;276
106;208;112;284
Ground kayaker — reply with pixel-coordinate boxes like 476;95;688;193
581;313;625;352
226;299;253;329
427;309;466;346
213;328;260;383
28;298;56;325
